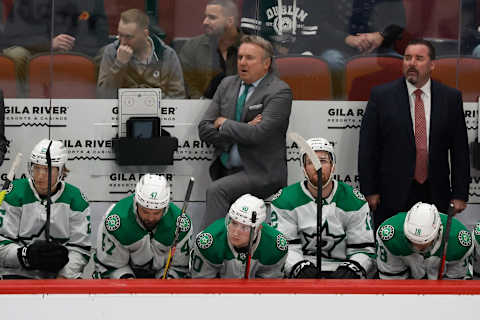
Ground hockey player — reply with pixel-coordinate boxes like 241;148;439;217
191;194;288;278
0;139;91;279
377;202;473;279
271;137;375;279
94;174;192;279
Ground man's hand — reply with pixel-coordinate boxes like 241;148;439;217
248;114;262;126
451;199;467;215
358;32;384;53
52;34;75;51
214;116;227;129
366;194;380;212
345;34;372;53
116;45;134;65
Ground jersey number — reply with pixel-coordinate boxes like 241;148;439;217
102;232;116;255
191;251;203;272
270;211;278;229
0;209;5;228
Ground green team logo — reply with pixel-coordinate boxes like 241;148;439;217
241;206;249;212
177;215;191;232
105;214;121;232
238;252;247;262
415;228;422;236
196;232;213;249
150;192;158;199
474;223;480;236
353;188;366;201
276;234;288;251
378;225;395;241
458;230;472;247
6;183;13;194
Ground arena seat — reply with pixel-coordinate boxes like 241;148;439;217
432;56;480;102
345;55;403;101
275;55;332;100
0;55;17;98
402;0;460;55
27;53;97;99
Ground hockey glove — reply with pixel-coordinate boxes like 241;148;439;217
290;260;318;279
17;240;69;273
330;262;364;279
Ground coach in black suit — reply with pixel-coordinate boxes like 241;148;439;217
198;35;293;229
358;39;470;228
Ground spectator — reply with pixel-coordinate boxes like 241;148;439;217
1;0;109;95
191;194;287;278
358;39;470;229
179;0;242;99
377;202;473;279
97;9;185;99
0;139;91;279
198;35;292;230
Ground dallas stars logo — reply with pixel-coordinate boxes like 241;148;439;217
105;214;121;232
458;230;472;247
378;225;395;241
301;221;345;257
177;215;191;232
196;232;213;249
474;223;480;236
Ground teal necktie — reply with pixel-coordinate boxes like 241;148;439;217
220;83;252;168
235;83;252;121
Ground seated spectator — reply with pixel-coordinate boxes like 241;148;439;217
93;174;192;279
1;0;110;96
179;0;241;99
271;137;375;279
191;194;288;278
0;139;91;279
97;9;185;99
240;0;322;56
377;202;473;279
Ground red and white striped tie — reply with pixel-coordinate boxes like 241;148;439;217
414;89;428;183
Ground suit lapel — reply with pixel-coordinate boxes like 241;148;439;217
240;72;273;122
397;79;415;144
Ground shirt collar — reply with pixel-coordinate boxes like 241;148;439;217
406;78;431;98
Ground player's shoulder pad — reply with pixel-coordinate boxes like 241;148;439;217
57;182;89;212
445;217;473;261
332;181;367;212
104;195;145;246
154;203;192;245
255;223;288;265
377;212;412;256
474;222;480;245
4;178;35;207
195;218;228;265
271;182;311;211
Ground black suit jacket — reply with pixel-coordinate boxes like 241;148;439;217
358;78;470;215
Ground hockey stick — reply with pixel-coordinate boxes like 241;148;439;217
437;203;455;280
162;177;194;279
289;132;323;277
244;211;257;279
0;153;23;206
45;141;53;242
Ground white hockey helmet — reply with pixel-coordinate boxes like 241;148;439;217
300;137;336;165
134;174;170;211
28;139;68;184
300;137;335;190
227;194;266;232
404;202;441;245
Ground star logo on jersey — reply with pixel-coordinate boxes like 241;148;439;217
276;234;288;251
196;232;213;249
177;215;191;233
301;221;345;257
238;252;247;263
378;225;395;241
353;188;365;201
458;230;472;247
105;214;121;232
474;223;480;236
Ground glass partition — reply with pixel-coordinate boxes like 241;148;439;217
0;0;478;101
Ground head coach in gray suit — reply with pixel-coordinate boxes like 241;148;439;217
198;35;293;230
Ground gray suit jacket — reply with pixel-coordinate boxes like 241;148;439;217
198;72;293;196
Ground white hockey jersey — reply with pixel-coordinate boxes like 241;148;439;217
0;178;91;279
271;180;375;276
94;195;192;279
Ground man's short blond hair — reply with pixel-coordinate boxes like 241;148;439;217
240;35;274;62
120;9;149;29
